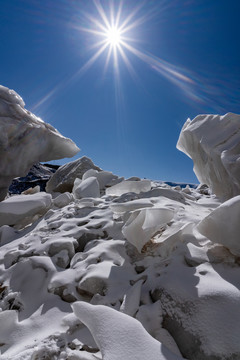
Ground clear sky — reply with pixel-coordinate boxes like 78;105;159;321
1;0;240;183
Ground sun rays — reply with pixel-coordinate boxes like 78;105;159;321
76;0;141;76
74;0;199;101
31;0;216;112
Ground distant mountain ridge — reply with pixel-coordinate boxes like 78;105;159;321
9;163;59;194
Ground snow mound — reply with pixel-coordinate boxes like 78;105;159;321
72;301;184;360
177;113;240;199
0;85;79;201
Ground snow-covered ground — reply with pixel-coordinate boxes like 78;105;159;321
0;86;240;360
0;164;239;360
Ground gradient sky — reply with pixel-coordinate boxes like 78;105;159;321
1;0;240;183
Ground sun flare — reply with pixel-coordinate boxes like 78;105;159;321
76;0;144;75
106;26;122;47
33;1;200;111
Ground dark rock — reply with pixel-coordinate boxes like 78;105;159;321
9;163;59;194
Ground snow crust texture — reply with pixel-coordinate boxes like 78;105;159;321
0;85;79;201
177;113;240;200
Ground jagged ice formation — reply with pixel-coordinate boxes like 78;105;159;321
0;85;79;201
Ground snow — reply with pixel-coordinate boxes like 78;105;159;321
0;107;240;359
0;85;79;201
0;165;239;360
105;179;151;196
53;192;73;208
72;301;184;360
177;113;240;200
82;169;121;191
197;195;240;256
122;207;174;252
73;177;100;199
0;192;52;227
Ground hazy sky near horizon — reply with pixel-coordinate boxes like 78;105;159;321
1;0;240;183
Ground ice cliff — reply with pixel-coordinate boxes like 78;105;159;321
177;113;240;200
0;85;79;201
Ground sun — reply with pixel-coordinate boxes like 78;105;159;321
32;1;199;110
106;26;122;47
76;0;142;74
71;1;195;99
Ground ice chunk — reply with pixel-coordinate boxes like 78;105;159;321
197;195;240;256
155;223;194;259
177;113;240;199
122;207;174;252
53;192;72;208
46;157;101;193
0;192;52;227
82;169;120;190
0;85;79;201
110;199;154;214
73;177;100;199
106;179;151;196
72;301;184;360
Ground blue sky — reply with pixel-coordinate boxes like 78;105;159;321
1;0;240;183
